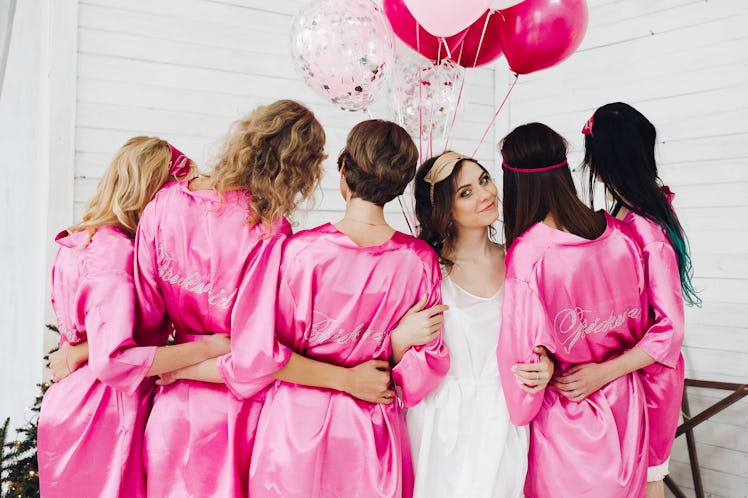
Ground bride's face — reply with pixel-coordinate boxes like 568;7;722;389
451;161;499;230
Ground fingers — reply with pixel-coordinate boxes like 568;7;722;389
425;304;449;317
551;373;578;385
533;346;549;356
405;296;429;316
550;379;577;392
520;384;545;394
368;359;391;371
512;363;543;374
515;372;544;386
563;364;584;376
371;390;396;404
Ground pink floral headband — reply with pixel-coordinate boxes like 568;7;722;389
168;144;192;178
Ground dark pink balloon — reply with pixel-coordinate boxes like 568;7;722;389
497;0;588;75
448;9;503;68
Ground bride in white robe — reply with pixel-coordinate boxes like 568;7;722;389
394;152;554;498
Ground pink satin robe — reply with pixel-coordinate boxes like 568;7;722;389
38;226;156;498
134;181;291;498
622;198;685;475
248;224;450;498
498;214;650;498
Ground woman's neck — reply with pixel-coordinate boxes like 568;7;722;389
341;197;388;226
334;197;393;247
449;226;493;262
542;212;563;231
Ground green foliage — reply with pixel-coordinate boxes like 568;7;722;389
0;325;58;498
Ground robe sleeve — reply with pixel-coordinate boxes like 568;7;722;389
133;207;172;346
391;266;450;408
635;241;685;368
80;270;156;394
497;278;555;426
216;230;294;399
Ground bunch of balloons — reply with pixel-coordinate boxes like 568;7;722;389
289;0;589;142
385;0;589;73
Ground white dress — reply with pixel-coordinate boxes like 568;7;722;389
407;275;529;498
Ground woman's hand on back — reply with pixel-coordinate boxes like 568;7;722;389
513;346;554;394
343;359;396;404
390;296;449;362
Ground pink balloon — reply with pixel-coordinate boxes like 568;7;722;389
384;0;470;62
448;10;503;68
497;0;588;75
403;0;492;37
491;0;525;8
384;0;447;61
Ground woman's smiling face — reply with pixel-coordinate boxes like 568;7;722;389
451;160;499;230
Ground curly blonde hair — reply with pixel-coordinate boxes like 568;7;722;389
211;100;326;228
71;136;195;238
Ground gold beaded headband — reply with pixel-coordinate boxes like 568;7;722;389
423;151;470;205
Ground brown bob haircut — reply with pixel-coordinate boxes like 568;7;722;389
337;120;419;207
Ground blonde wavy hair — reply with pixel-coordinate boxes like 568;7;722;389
71;136;195;238
211;99;326;228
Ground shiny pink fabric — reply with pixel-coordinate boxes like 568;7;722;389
133;181;292;498
622;200;685;469
249;224;450;498
498;214;649;498
39;226;157;498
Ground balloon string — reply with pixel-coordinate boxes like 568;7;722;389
440;37;453;61
472;73;518;158
366;108;373;119
416;22;425;161
472;10;494;67
397;195;415;235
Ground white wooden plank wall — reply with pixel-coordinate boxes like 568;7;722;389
73;0;499;233
493;1;747;496
57;0;748;496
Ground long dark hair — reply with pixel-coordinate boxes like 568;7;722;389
583;102;700;306
501;123;606;249
414;152;494;269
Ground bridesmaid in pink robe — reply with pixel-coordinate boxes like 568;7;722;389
247;120;450;498
496;123;657;498
38;137;230;498
578;102;698;498
135;102;395;498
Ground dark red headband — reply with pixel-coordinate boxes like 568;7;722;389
168;144;192;178
581;112;595;137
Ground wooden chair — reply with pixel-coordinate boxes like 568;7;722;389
664;379;748;498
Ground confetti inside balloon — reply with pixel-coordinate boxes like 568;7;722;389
289;0;395;112
388;52;465;146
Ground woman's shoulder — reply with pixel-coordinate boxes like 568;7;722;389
281;223;331;259
82;226;134;277
395;232;438;257
621;211;670;248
